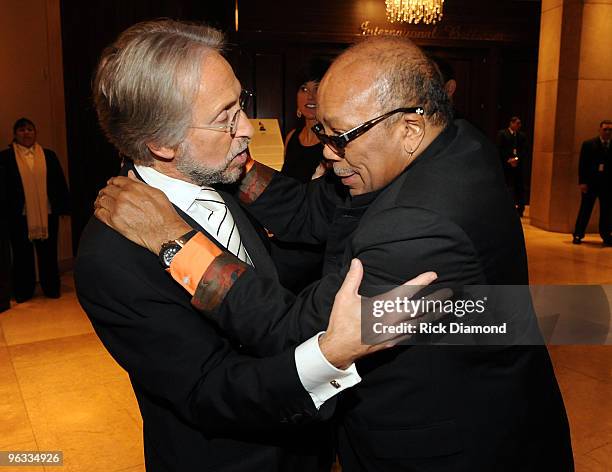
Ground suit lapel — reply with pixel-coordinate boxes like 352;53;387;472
219;189;277;274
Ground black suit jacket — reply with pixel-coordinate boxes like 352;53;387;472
202;121;573;471
0;163;10;311
0;144;70;217
578;137;612;186
496;128;527;174
74;163;332;472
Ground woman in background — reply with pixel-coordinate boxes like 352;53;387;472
271;59;332;293
281;58;329;182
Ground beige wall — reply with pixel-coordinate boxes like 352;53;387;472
576;1;612;139
531;0;612;233
0;0;71;262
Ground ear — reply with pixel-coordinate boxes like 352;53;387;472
146;143;176;160
400;113;425;156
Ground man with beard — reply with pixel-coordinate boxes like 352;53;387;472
96;35;574;471
76;20;436;472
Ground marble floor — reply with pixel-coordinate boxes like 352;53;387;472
0;221;611;471
0;282;143;471
523;224;612;471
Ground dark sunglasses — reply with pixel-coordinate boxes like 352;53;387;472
312;106;424;156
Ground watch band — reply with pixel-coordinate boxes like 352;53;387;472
175;229;198;247
159;229;198;268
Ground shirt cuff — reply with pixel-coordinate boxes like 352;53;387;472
294;332;361;410
169;232;222;295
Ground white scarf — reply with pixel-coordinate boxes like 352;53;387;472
14;143;49;240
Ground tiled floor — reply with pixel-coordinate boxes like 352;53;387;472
0;221;611;471
0;279;143;472
523;223;612;471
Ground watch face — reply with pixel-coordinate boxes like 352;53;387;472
161;245;180;267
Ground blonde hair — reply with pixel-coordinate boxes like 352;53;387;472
93;19;225;164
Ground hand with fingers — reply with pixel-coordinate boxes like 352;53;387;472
319;259;450;370
94;171;191;254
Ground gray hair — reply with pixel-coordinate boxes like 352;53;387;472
335;36;452;127
93;19;225;165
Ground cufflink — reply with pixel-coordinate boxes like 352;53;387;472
330;380;341;389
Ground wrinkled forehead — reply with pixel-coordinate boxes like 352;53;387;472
200;52;238;88
196;52;241;107
318;60;379;120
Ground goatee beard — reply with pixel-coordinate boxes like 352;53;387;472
175;141;245;186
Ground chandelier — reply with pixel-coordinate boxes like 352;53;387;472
385;0;445;24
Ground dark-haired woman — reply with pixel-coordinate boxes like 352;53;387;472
281;79;326;182
272;61;333;293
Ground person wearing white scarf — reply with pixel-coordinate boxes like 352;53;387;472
1;118;70;302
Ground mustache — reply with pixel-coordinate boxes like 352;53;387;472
232;138;251;157
333;164;355;176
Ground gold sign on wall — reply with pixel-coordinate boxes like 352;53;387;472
359;20;516;42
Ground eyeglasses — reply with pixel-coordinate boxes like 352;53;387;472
190;89;253;137
312;106;424;157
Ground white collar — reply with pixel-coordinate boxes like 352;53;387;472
14;143;35;155
134;164;212;213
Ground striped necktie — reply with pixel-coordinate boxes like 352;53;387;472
195;188;252;266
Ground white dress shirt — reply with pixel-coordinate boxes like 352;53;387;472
135;164;361;408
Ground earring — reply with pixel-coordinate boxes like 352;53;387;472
404;144;414;156
297;110;302;118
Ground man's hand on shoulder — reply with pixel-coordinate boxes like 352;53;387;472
94;171;191;254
